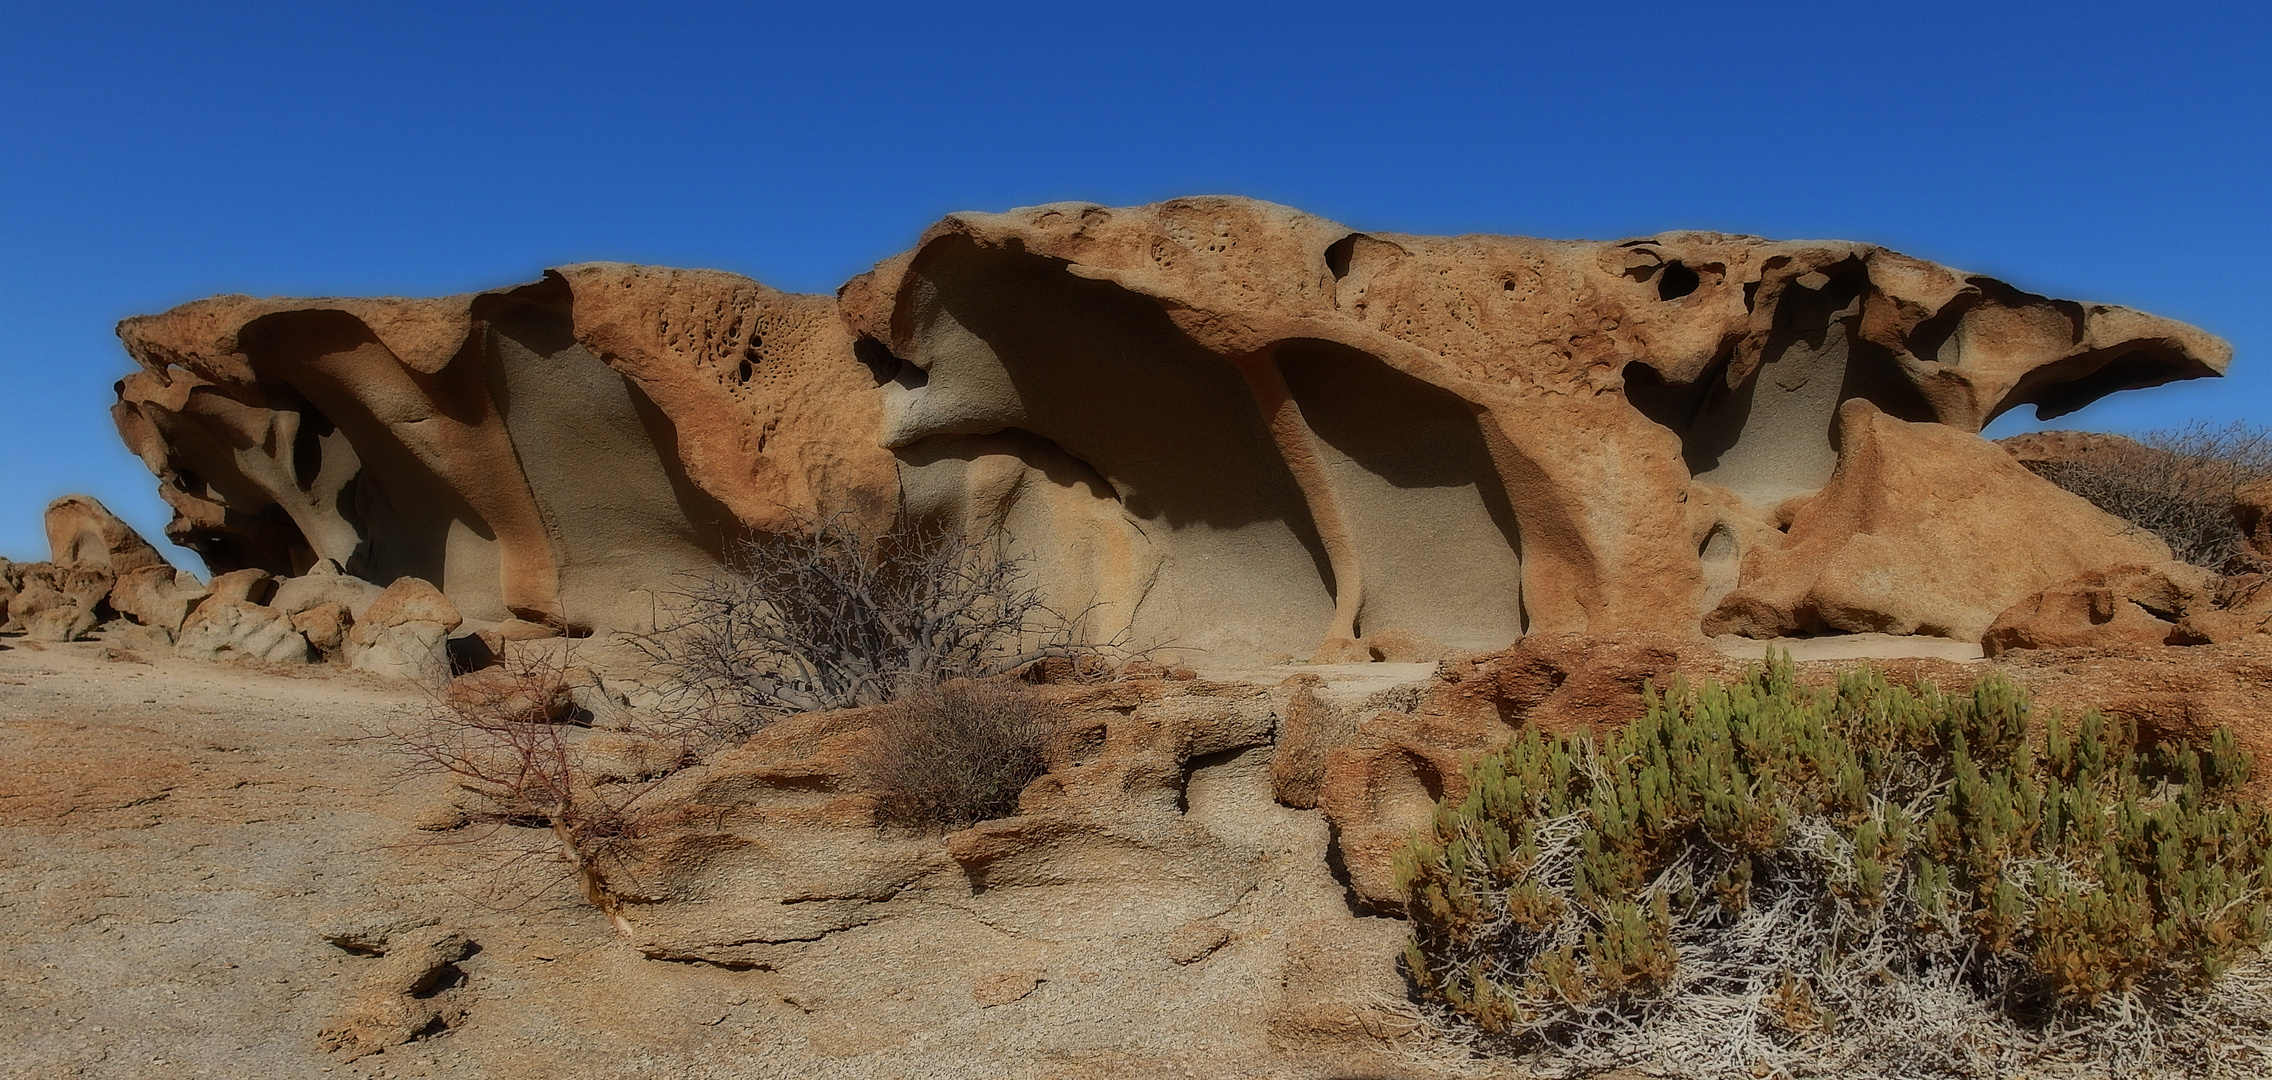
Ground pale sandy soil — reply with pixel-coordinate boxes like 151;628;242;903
0;637;1481;1080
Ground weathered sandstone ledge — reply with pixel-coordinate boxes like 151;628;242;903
102;197;2231;664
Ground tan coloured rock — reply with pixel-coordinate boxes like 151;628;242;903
1982;562;2217;656
203;567;276;606
113;265;895;637
1705;400;2175;642
112;199;2228;663
7;562;114;642
2238;476;2272;561
443;664;575;724
175;600;312;664
290;601;352;654
1997;429;2149;468
848;200;2225;660
1164;919;1231;964
2177;591;2272;644
970;969;1042;1007
625;678;1333;972
271;561;385;619
14;583;101;642
343;578;461;684
107;564;209;634
44;495;169;577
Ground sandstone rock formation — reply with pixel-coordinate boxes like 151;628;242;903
110;198;2231;660
1703;400;2175;641
5;496;185;642
2237;476;2272;561
175;599;313;665
314;924;476;1059
1982;562;2217;654
112;267;893;639
343;578;463;683
1983;559;2272;654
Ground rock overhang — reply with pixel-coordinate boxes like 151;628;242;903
107;196;2231;662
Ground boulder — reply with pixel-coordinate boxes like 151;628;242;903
204;567;277;606
344;578;462;684
1982;562;2218;656
7;563;113;642
1706;401;2176;643
175;600;312;664
44;494;169;577
291;602;352;655
315;927;475;1059
14;583;101;642
271;562;386;619
627;678;1297;968
107;565;209;633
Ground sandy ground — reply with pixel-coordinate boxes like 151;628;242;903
0;637;1468;1080
0;639;913;1080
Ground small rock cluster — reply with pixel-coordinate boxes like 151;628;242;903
2;494;463;683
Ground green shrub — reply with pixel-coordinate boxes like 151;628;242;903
1396;656;2272;1077
865;679;1055;833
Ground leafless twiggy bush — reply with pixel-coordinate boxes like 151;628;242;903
390;650;683;932
864;679;1057;833
634;511;1115;734
2028;422;2272;569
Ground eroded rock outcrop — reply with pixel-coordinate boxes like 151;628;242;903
1983;560;2272;654
5;496;184;642
112;266;892;640
110;198;2229;661
1704;400;2176;642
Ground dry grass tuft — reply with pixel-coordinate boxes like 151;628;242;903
864;679;1055;833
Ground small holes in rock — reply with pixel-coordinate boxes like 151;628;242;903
1324;234;1358;280
1658;261;1701;301
736;359;754;383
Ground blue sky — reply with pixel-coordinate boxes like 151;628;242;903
3;1;2266;562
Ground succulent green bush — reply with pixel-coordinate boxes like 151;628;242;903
1396;656;2272;1078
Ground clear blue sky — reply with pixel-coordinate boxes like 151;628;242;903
3;1;2266;563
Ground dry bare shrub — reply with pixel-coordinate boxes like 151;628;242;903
636;511;1113;732
390;651;684;931
2028;422;2272;569
864;679;1056;833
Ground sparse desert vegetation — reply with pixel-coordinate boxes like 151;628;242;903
9;198;2270;1080
1398;657;2272;1078
2022;422;2272;570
